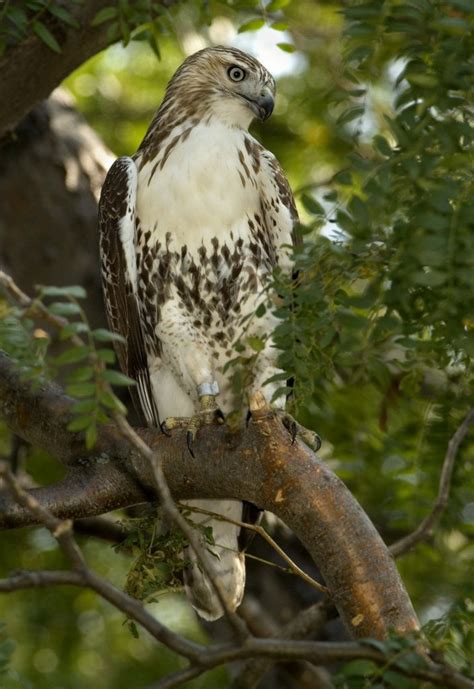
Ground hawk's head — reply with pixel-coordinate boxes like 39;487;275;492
164;46;276;128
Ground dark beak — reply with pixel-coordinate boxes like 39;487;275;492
244;86;275;121
255;89;275;121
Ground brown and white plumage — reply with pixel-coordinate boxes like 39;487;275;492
99;46;298;620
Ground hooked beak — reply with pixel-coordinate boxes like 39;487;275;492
243;85;275;121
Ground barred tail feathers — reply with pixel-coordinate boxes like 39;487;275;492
182;498;245;621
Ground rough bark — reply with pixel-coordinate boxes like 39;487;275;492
0;0;119;137
0;352;420;641
0;90;112;327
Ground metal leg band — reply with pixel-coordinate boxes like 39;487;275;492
197;381;220;397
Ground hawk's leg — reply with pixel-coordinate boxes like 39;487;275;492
160;384;225;457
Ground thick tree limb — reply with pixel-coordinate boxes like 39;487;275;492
0;351;419;641
390;409;474;557
0;1;172;137
0;1;111;136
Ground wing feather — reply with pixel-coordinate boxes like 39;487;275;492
98;156;160;427
257;147;300;271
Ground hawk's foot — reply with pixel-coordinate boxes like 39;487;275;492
247;391;321;452
277;411;321;452
160;394;225;458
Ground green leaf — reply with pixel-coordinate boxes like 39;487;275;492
102;369;136;386
277;42;295;53
32;21;61;53
59;322;89;340
99;389;126;414
373;135;392;157
247;336;265;352
301;193;325;216
270;21;288;31
266;0;290;9
39;285;86;299
55;346;90;365
337;106;365;126
86;423;98;449
335;171;352;186
92;329;125;343
68;415;94;432
97;349;116;364
91;6;118;26
48;5;80;28
68;366;95;383
147;30;161;59
238;18;265;33
255;303;266;317
6;6;28;31
48;302;82;317
67;382;97;398
72;399;97;414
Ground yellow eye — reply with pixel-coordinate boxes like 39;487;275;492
228;65;246;82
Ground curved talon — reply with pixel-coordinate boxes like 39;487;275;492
245;410;252;428
186;431;196;459
160;421;171;437
215;408;226;424
277;411;321;452
161;396;224;457
313;434;322;453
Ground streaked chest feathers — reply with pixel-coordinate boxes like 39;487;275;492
134;121;276;355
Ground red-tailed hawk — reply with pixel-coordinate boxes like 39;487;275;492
99;46;309;620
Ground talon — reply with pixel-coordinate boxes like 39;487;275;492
160;421;171;437
278;411;321;452
246;410;252;427
290;420;297;444
314;434;322;453
186;431;196;459
215;408;226;424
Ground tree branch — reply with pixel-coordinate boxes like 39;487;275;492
0;350;419;641
233;599;332;689
145;639;474;689
1;454;472;689
113;411;250;640
0;0;172;137
390;409;474;557
0;463;204;662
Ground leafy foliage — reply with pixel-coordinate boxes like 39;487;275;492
0;284;133;448
115;513;190;604
0;0;80;56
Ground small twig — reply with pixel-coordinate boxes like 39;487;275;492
180;503;329;596
0;462;203;661
0;270;84;348
146;664;204;689
0;460;86;570
390;409;474;557
114;413;249;640
233;599;333;689
145;637;474;689
74;516;130;543
0;570;84;592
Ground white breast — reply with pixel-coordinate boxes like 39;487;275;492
136;121;260;251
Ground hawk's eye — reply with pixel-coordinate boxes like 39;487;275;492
228;65;246;82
